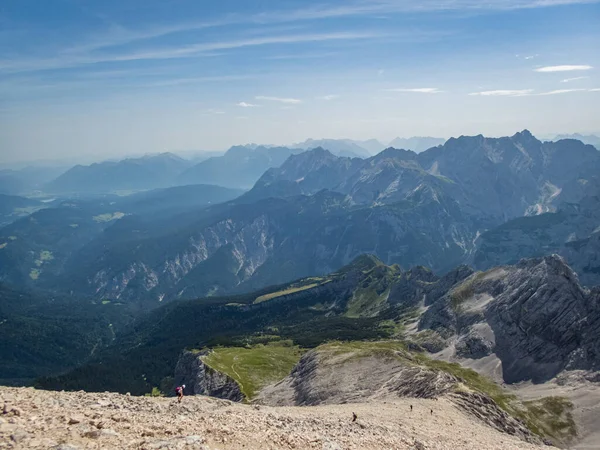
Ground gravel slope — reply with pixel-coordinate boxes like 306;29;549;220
0;387;545;449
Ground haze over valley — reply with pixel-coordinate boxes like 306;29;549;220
2;0;600;449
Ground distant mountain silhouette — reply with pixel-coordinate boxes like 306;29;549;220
46;153;191;194
387;136;446;153
553;133;600;150
292;139;372;158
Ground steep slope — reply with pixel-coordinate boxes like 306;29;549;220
178;145;299;189
417;255;600;384
255;342;578;445
416;131;600;221
473;191;600;286
0;386;546;450
46;153;191;194
243;148;364;201
0;185;242;290
55;186;476;302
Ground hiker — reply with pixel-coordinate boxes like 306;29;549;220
352;412;357;422
410;405;413;412
175;384;185;403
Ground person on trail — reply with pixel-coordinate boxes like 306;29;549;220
352;412;357;422
410;405;413;412
175;384;186;403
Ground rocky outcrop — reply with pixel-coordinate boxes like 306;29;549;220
174;350;244;402
255;343;539;444
418;254;600;384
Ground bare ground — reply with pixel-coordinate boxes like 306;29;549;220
0;387;545;450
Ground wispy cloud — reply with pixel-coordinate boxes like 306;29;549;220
0;31;381;73
203;109;225;115
589;88;600;92
468;89;533;96
387;88;442;93
561;76;589;83
468;88;594;97
264;52;337;60
255;95;302;104
317;95;339;100
535;65;593;72
516;53;539;60
538;88;587;95
7;0;594;73
237;102;259;107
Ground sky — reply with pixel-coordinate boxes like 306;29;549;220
1;0;600;163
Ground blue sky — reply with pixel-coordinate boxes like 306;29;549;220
1;0;599;163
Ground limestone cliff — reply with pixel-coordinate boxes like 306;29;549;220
174;350;244;402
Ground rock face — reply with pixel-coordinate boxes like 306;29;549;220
473;186;600;287
418;254;600;383
174;350;244;402
256;343;538;444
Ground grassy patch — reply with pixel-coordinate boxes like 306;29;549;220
41;250;53;261
450;272;486;309
0;243;6;249
318;340;409;360
93;212;125;223
346;287;390;318
202;342;305;400
101;300;112;305
29;269;40;280
521;397;577;445
254;282;322;304
69;223;79;228
8;236;17;241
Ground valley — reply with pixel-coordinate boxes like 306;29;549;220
1;131;600;449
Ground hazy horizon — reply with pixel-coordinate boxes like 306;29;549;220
1;0;599;164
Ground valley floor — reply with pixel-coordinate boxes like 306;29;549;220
0;387;544;450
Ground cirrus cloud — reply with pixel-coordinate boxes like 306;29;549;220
534;65;593;72
468;89;533;96
255;95;302;104
387;87;442;93
237;101;259;107
561;76;589;83
538;88;586;95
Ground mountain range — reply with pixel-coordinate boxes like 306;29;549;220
178;145;301;189
45;152;192;194
3;129;600;447
553;133;600;150
3;130;598;307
